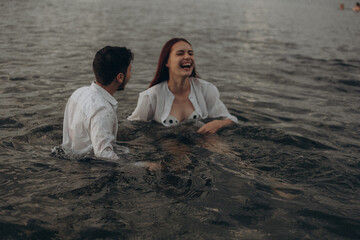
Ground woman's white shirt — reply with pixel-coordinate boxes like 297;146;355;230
127;78;237;125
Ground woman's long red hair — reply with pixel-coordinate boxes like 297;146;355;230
149;38;199;88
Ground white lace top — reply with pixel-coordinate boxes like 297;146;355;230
163;111;201;126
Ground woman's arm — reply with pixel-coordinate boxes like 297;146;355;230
127;92;154;121
197;118;233;134
198;82;237;133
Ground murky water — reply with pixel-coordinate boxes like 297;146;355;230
1;0;360;239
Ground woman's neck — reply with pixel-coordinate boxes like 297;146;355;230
167;76;190;96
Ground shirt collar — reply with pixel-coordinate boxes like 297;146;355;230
188;77;196;99
161;82;175;122
188;78;202;115
90;82;118;108
164;81;175;98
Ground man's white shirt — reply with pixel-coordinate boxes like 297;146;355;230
62;82;119;160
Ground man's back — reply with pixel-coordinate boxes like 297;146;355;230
62;83;119;159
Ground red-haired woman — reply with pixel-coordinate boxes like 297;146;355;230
128;38;237;133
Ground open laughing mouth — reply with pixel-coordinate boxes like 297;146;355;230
180;63;192;70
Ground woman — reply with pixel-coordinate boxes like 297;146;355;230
128;38;237;133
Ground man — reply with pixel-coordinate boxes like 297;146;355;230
61;46;133;160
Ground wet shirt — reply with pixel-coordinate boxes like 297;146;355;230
62;82;119;160
127;77;238;125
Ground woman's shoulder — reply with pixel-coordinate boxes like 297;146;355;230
190;77;218;92
138;81;168;101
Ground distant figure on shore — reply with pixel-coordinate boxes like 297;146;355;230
353;2;360;11
61;46;133;160
340;3;344;10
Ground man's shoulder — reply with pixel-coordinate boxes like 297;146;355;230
70;85;112;113
70;86;91;99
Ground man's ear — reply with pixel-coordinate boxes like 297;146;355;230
116;73;124;84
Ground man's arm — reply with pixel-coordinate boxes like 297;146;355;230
89;107;119;160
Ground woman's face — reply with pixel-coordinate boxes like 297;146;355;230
166;41;195;79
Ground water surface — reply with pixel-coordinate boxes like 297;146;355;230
1;0;360;239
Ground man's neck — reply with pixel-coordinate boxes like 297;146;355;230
95;81;116;96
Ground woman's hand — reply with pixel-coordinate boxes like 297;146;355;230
197;119;233;134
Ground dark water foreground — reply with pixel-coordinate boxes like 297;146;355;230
1;117;360;239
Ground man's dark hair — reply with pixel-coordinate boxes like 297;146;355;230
93;46;134;86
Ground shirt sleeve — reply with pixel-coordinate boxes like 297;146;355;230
127;92;154;121
89;107;119;160
204;83;238;123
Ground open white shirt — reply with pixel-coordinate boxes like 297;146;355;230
128;78;237;125
62;82;119;160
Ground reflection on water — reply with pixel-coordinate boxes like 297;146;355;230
1;0;360;239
